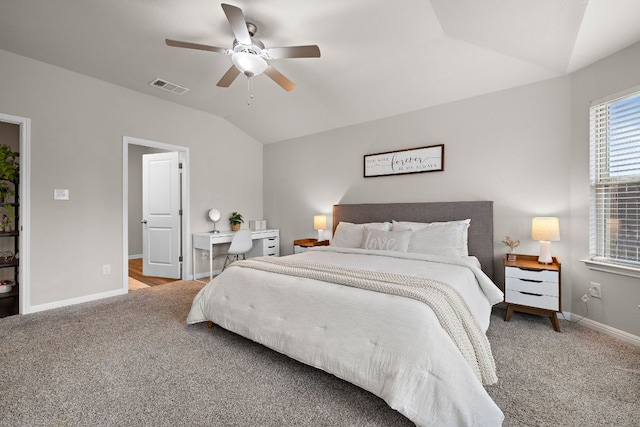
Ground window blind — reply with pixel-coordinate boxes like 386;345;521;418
590;91;640;266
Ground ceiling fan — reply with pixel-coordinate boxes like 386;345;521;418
165;3;321;92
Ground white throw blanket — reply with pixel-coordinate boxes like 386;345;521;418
230;256;498;385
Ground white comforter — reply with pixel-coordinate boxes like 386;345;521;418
187;247;505;427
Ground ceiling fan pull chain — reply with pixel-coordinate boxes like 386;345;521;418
247;76;254;105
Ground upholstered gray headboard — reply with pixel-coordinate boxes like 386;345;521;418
333;201;494;279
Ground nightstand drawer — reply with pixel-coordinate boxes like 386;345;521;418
505;277;559;297
505;289;559;311
505;266;558;283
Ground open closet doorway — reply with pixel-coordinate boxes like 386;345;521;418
0;113;30;316
122;136;190;292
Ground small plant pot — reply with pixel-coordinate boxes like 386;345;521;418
231;223;241;231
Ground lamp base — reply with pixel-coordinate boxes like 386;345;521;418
317;229;323;241
538;240;553;264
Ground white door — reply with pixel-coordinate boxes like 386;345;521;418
142;152;181;279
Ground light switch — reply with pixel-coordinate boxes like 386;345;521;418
54;189;69;200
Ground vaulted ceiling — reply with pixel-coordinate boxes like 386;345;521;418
1;0;640;144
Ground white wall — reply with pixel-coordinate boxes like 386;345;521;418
0;49;263;309
265;77;573;289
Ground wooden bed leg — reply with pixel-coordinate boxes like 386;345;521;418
207;321;214;329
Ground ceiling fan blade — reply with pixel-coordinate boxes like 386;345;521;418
264;65;296;92
221;3;251;45
217;65;241;87
165;39;226;53
265;45;321;59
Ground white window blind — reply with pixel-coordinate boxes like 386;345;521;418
590;90;640;267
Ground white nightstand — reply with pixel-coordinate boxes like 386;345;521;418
504;254;561;332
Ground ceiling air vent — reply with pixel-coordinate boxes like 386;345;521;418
149;78;189;95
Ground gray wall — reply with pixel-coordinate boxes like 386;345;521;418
0;49;263;308
265;76;572;291
568;42;640;337
265;41;640;338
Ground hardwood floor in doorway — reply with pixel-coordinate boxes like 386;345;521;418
128;258;179;287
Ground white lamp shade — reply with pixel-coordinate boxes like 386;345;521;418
531;217;560;241
313;215;327;230
314;215;327;241
232;52;268;77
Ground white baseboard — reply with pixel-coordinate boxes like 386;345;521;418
128;254;142;260
561;312;640;347
27;288;128;314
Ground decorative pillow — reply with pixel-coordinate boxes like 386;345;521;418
361;229;411;252
363;222;392;231
331;222;365;248
407;219;471;257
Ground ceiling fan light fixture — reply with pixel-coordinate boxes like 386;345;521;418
232;52;267;77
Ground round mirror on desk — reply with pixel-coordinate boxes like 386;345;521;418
208;208;221;233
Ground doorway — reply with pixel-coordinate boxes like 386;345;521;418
122;136;190;292
0;113;30;316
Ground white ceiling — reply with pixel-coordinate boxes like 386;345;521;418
1;0;640;144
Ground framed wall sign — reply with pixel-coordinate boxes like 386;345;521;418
364;144;444;178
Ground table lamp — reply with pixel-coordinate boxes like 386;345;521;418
314;215;327;241
531;217;560;264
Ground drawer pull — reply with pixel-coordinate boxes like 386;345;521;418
519;278;543;283
520;291;543;297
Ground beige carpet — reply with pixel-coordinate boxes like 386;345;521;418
1;281;638;426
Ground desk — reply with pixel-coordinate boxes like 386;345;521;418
193;229;279;281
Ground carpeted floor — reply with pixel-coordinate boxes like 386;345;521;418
0;280;638;426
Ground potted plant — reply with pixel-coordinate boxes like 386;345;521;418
0;144;19;183
229;211;244;231
0;182;14;203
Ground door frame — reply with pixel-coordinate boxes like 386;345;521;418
122;136;190;291
0;113;31;314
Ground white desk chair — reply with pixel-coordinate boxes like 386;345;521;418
222;229;253;271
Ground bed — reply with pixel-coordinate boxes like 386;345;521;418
187;201;505;426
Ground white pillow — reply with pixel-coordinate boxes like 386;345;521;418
331;222;365;248
407;219;471;257
392;220;429;231
361;229;411;252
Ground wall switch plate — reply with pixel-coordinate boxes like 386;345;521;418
54;189;69;200
103;264;111;275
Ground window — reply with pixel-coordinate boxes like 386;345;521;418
589;89;640;269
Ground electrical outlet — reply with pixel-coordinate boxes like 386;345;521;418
589;282;602;299
581;294;589;303
102;264;111;275
201;251;209;259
